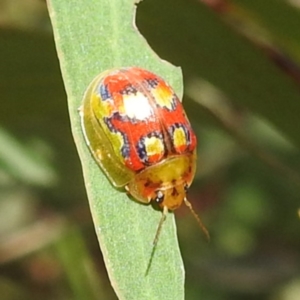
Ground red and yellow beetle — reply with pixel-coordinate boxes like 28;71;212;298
80;67;208;244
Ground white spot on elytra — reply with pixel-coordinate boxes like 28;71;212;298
123;92;153;120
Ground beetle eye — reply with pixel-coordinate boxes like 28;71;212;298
154;190;164;204
184;183;189;193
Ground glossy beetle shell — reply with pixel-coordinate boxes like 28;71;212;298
80;67;197;211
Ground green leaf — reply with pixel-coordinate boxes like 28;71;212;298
47;1;184;300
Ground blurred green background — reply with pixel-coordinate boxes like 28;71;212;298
1;0;300;299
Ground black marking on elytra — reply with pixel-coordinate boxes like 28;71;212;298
154;91;177;111
136;131;165;165
145;78;159;89
121;84;138;95
113;110;144;125
120;136;130;159
99;84;111;101
168;123;191;148
170;94;178;110
104;115;130;159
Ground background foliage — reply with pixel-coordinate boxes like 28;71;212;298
0;0;300;299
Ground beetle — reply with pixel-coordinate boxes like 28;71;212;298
80;67;209;244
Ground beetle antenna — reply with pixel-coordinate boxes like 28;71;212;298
153;206;168;246
145;206;168;276
184;198;210;241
